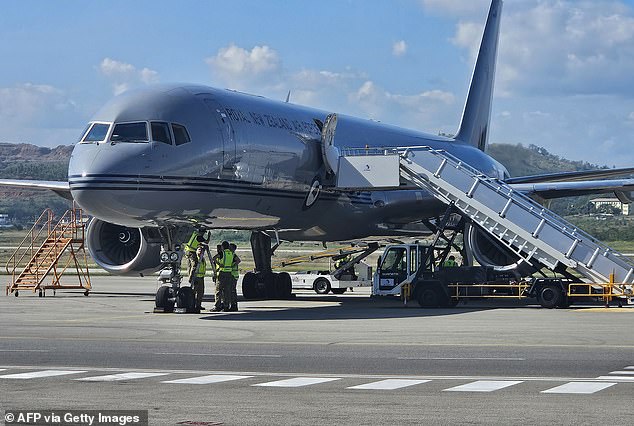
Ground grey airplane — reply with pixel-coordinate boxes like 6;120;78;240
2;0;634;303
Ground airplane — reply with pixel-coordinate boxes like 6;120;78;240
2;0;634;304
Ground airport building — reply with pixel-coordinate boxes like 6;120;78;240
589;197;630;215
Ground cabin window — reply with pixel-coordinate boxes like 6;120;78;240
111;122;149;143
151;122;173;145
81;123;110;143
172;123;191;146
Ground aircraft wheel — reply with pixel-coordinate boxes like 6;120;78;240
313;278;331;294
176;286;196;312
155;285;174;311
242;272;257;300
275;272;292;299
331;288;346;295
537;285;562;309
263;274;277;299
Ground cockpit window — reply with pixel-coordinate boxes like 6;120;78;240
151;122;172;145
82;123;110;143
172;123;191;146
111;122;148;143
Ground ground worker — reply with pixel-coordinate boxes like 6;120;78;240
228;243;241;311
211;244;223;312
443;255;459;267
213;241;235;312
191;245;206;313
184;229;208;284
334;253;356;279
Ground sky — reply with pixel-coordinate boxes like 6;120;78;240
1;0;634;168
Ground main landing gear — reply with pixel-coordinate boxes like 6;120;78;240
242;231;293;300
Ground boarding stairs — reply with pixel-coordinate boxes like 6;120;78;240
5;207;91;296
336;146;634;295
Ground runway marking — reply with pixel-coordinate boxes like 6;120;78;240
541;382;617;394
596;376;634;382
77;372;170;382
443;380;523;392
0;370;86;379
397;357;525;361
623;366;634;370
252;377;341;388
162;375;253;385
608;371;634;375
347;379;430;390
0;349;50;353
154;352;282;358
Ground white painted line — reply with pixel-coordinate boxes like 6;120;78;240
252;377;341;388
608;371;634;375
397;357;525;361
348;379;430;390
625;366;634;370
443;380;523;392
155;352;281;358
541;382;617;394
77;372;169;382
596;376;634;381
162;375;253;384
0;350;50;353
0;370;86;379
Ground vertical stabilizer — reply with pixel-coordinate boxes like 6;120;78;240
454;0;503;152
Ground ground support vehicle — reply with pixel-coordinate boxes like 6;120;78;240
291;261;373;294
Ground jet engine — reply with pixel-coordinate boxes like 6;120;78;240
463;223;534;274
86;218;163;276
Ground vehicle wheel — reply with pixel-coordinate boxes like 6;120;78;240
275;272;293;299
84;290;90;297
176;286;196;312
313;278;331;294
537;284;562;309
331;288;346;295
15;291;18;297
155;285;174;310
242;272;257;300
38;290;43;297
416;282;448;308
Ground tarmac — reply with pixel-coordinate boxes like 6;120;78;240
1;276;633;425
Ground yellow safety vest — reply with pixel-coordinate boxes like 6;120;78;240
220;249;234;272
231;261;239;279
196;258;207;278
443;259;458;267
185;231;201;253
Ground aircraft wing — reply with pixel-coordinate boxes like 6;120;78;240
505;167;634;184
509;178;634;201
0;179;72;200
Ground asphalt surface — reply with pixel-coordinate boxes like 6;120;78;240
1;276;633;425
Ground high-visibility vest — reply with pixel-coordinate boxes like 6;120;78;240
196;258;207;278
220;249;234;272
443;259;458;267
231;261;239;279
184;232;201;253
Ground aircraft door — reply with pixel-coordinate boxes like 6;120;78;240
377;246;408;290
203;99;236;170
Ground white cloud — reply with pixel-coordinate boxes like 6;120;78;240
392;40;407;57
98;58;160;95
206;44;281;89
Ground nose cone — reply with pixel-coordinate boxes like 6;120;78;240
69;142;154;227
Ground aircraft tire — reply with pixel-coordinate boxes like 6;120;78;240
242;272;257;300
263;274;277;299
537;284;562;309
313;278;331;294
275;272;292;299
155;285;174;311
176;286;196;312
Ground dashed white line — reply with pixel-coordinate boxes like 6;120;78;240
443;380;523;392
252;377;341;388
0;350;50;353
625;366;634;370
0;370;86;379
348;379;430;390
541;382;617;394
608;371;634;375
154;352;282;358
596;376;634;382
162;375;253;384
397;357;525;361
77;372;170;382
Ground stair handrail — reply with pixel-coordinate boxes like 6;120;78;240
5;209;54;284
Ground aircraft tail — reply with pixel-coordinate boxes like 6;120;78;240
454;0;503;152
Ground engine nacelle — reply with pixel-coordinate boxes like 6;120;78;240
86;218;163;276
463;223;534;275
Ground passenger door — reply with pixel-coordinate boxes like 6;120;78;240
203;99;236;171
